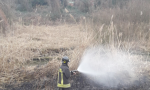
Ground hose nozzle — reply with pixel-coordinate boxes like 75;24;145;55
70;70;78;75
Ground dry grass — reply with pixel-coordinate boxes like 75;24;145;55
1;19;150;89
87;0;150;51
1;0;150;89
0;23;88;87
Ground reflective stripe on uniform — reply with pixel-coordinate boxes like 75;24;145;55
57;68;71;88
57;83;71;88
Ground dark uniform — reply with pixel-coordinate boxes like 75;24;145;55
57;56;71;90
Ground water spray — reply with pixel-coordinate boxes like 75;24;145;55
77;46;143;88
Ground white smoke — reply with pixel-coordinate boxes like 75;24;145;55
78;46;140;88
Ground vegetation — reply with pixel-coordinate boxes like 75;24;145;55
0;0;150;89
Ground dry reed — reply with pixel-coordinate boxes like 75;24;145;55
0;24;86;87
1;0;150;89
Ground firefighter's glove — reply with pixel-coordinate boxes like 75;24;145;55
71;71;74;75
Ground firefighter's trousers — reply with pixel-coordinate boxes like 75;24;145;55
59;88;70;90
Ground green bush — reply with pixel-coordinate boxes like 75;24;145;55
31;0;48;8
50;0;61;21
16;0;32;11
16;0;48;11
94;0;101;9
80;0;90;13
60;0;68;8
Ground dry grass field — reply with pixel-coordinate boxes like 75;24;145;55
0;0;150;89
0;23;90;89
0;21;150;90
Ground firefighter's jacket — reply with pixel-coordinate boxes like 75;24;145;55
57;63;71;88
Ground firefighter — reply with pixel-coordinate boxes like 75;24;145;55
57;56;75;90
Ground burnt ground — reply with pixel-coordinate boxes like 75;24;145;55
4;73;150;90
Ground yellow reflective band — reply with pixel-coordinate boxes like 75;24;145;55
57;83;71;88
57;68;71;88
60;69;63;84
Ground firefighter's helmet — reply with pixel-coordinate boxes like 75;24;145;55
62;56;70;63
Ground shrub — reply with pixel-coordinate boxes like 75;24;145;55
60;0;68;8
49;0;61;21
16;0;32;11
16;0;49;11
0;1;12;35
31;0;48;8
87;0;150;46
79;0;90;13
